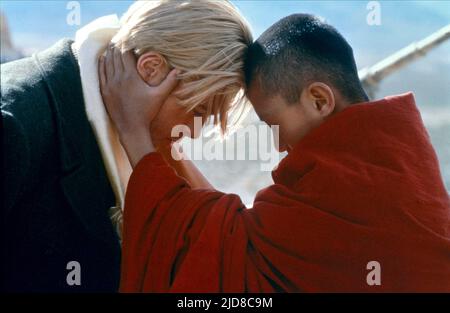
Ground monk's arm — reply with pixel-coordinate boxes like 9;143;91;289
120;151;232;291
117;127;213;190
157;144;214;190
120;151;279;292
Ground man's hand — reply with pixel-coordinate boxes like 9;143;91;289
99;45;179;167
99;45;179;138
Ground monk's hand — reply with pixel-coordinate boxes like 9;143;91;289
99;45;179;167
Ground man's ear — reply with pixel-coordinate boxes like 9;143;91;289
306;82;336;117
136;52;170;86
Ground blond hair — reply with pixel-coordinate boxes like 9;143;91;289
113;0;253;133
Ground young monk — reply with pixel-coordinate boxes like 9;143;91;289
100;14;450;292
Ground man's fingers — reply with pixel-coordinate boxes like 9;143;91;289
122;50;137;73
105;45;114;78
154;69;180;99
113;45;124;74
98;56;107;88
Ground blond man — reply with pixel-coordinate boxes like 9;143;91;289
1;0;252;292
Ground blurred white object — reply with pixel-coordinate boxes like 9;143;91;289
359;24;450;99
0;11;23;63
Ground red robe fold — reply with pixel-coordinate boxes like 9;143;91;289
120;93;450;292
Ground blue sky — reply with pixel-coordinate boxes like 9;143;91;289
2;1;449;64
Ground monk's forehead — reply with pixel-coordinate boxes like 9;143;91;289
248;85;284;117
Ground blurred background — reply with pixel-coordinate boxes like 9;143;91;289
1;0;449;204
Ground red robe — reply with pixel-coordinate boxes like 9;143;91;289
120;93;450;292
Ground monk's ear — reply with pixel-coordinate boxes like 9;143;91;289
305;82;336;118
136;52;170;86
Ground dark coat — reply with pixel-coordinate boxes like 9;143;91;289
1;39;121;292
